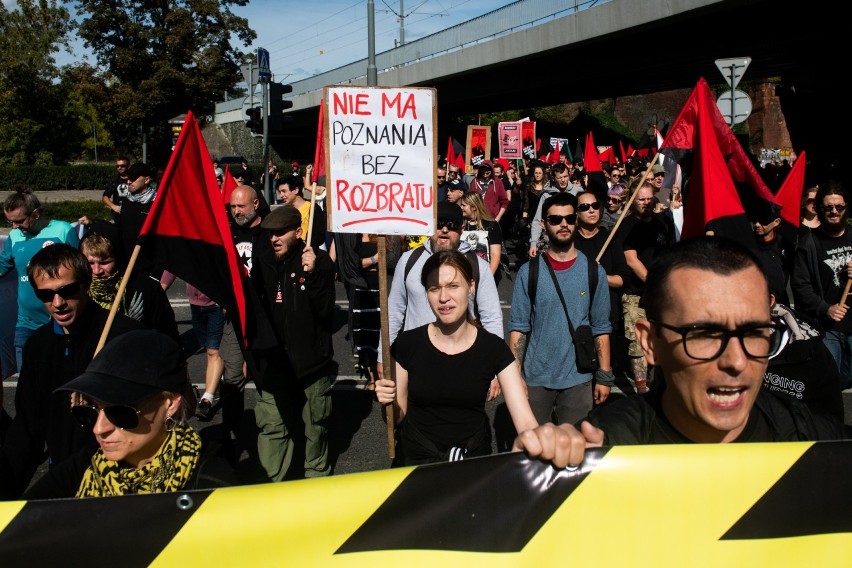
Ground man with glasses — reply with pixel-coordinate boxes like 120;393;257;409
436;166;449;203
102;157;130;221
528;162;576;258
792;181;852;389
381;202;504;397
0;244;143;498
560;236;848;446
510;193;613;427
621;183;675;394
1;190;79;376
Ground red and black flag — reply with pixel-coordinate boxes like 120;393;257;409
446;136;466;171
659;77;779;242
774;150;806;246
138;111;247;344
221;167;238;205
584;132;609;204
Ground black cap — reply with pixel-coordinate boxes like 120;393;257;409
261;205;302;232
56;330;187;405
125;162;153;181
447;179;465;192
437;202;463;227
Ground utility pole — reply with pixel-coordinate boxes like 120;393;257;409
368;0;377;86
399;0;405;46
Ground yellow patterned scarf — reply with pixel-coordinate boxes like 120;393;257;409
76;425;201;497
88;272;123;311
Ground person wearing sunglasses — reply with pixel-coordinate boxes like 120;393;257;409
1;190;79;379
0;244;145;499
510;192;613;427
102;156;131;221
573;192;631;389
23;330;238;499
792;180;852;390
531;237;849;452
380;202;504;400
602;183;626;231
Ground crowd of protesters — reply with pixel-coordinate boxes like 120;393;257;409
0;143;849;500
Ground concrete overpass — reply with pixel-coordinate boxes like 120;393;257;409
214;0;843;176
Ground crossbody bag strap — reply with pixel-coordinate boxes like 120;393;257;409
542;253;578;340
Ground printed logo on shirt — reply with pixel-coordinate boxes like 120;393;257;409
822;245;852;287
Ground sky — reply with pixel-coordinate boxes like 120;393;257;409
47;0;515;84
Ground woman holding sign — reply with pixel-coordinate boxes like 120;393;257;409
375;250;541;467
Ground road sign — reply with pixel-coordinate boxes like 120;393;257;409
240;63;258;87
717;89;752;126
257;48;271;80
715;57;751;89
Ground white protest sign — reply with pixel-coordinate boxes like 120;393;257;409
326;86;437;235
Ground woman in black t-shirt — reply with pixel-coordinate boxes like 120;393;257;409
375;250;538;467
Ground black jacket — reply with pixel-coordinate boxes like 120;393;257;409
249;239;335;387
585;382;850;445
0;304;144;499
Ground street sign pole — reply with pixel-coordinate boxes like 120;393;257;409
257;47;273;203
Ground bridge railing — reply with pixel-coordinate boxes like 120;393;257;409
293;0;606;95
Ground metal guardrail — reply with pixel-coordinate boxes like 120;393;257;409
216;0;606;114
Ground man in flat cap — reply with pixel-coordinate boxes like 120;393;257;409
248;205;336;480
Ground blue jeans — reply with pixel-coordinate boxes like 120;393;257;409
190;304;226;350
822;330;852;390
13;326;36;376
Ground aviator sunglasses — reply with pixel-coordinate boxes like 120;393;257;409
576;202;601;212
71;403;143;430
34;281;84;303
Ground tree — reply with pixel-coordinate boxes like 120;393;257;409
75;0;256;166
0;0;81;165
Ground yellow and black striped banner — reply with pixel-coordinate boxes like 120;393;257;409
1;441;850;566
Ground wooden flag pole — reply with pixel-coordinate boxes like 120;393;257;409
840;279;852;307
595;152;662;263
94;243;143;355
377;236;395;458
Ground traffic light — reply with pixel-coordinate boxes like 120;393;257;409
245;106;263;135
268;82;294;132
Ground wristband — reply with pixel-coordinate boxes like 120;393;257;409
594;368;615;387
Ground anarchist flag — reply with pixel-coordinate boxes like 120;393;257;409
773;150;806;246
659;78;779;242
584;132;609;203
137;111;247;344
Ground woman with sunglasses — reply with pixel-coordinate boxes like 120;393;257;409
800;186;820;231
602;183;626;230
375;250;582;468
573;191;630;386
459;192;504;281
24;330;238;499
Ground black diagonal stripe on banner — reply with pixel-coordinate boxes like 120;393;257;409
336;448;608;554
0;490;212;565
722;441;852;540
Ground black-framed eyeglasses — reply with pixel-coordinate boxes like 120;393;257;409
822;204;847;213
436;220;461;232
545;214;577;226
650;321;785;360
34;281;84;303
577;202;601;212
71;404;143;430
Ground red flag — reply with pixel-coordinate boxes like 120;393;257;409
312;99;325;183
138;111;247;344
619;140;627;164
584;133;603;173
660;77;780;239
626;143;635;157
446;136;456;168
221;167;238;204
776;151;806;228
597;146;616;166
548;140;561;164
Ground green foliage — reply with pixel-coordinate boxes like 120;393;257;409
0;1;84;165
41;200;111;225
0;165;115;191
73;0;257;167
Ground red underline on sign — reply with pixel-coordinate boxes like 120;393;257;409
341;217;429;228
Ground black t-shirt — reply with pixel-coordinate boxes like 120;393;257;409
810;230;852;333
392;324;514;451
621;214;673;296
584;383;848;444
461;219;503;265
